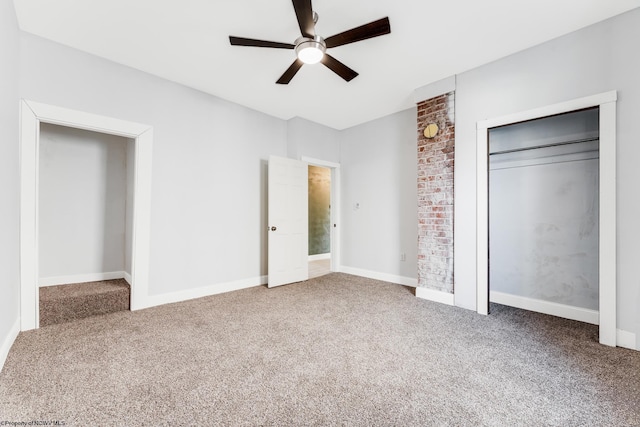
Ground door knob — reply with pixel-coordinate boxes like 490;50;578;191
271;226;277;231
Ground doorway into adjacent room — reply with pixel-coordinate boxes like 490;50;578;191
37;124;133;326
20;100;153;331
303;156;340;279
308;164;331;279
267;156;340;287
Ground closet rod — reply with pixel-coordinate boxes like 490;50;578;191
489;137;599;156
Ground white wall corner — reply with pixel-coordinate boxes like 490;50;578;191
616;329;637;351
415;287;455;306
339;266;418;287
412;75;456;104
0;318;20;373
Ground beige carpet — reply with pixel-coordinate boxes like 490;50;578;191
39;279;130;327
1;273;639;426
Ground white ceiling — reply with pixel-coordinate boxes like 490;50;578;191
12;0;640;130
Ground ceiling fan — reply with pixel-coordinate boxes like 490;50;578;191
229;0;391;84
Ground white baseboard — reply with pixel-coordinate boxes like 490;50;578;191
139;275;267;309
616;329;637;350
123;272;132;285
415;287;455;306
0;317;20;373
39;271;126;287
308;253;330;261
338;266;418;287
490;291;599;325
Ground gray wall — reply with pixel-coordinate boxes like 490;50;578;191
308;165;331;256
19;32;287;296
0;0;21;354
38;124;128;280
455;9;640;340
340;108;418;280
287;116;341;163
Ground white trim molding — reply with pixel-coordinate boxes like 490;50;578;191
141;275;267;309
339;266;418;287
0;318;20;373
476;91;617;347
415;287;455;306
39;271;127;287
20;100;153;331
616;329;636;351
300;157;340;169
490;291;599;325
308;253;330;261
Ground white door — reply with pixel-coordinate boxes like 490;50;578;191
268;155;308;287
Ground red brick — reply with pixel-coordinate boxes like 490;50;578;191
416;91;455;293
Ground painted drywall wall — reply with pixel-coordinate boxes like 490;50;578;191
38;124;128;280
340;108;418;281
286;116;340;163
454;8;640;341
0;0;21;365
489;110;599;310
19;32;287;296
308;165;331;255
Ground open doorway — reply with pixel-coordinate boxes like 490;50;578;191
20;100;153;331
308;164;331;279
37;124;133;326
302;156;341;277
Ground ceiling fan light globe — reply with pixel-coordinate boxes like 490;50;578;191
295;36;326;64
297;46;324;64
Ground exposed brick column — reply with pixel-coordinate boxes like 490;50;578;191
417;92;455;293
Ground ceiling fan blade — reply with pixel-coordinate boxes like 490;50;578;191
324;17;391;49
321;54;358;82
229;36;294;49
276;59;304;84
292;0;315;38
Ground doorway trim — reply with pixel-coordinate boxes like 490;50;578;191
301;156;341;273
475;90;617;346
20;100;153;331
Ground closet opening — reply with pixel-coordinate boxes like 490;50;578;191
488;108;599;324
